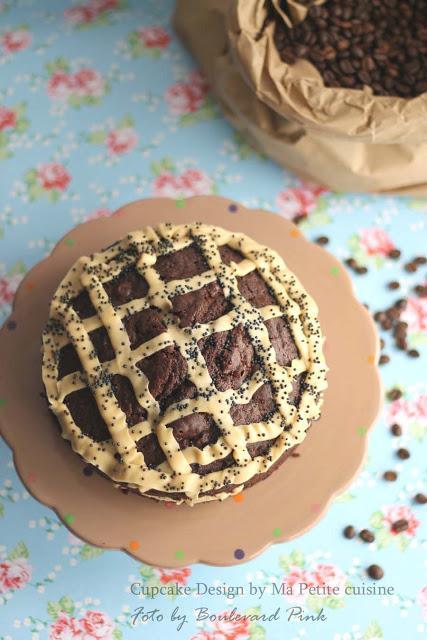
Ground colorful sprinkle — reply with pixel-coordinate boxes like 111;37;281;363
290;228;300;238
175;197;185;208
357;426;367;436
175;549;185;560
27;473;37;483
330;266;340;276
367;354;376;365
64;238;75;247
25;281;35;291
129;540;140;551
234;548;245;560
228;203;238;213
64;513;75;525
164;501;175;508
233;493;244;503
6;320;17;331
310;502;321;512
273;527;282;537
0;398;6;408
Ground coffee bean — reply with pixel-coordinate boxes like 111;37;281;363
387;388;402;401
359;529;375;543
345;258;357;268
356;266;368;275
343;525;356;539
390;423;402;436
387;281;400;290
380;338;385;349
396;337;407;350
414;493;427;504
394;299;407;310
408;349;420;358
389;249;401;259
414;285;427;297
367;564;384;580
397;447;410;460
414;256;427;265
391;519;408;534
379;354;390;365
404;262;417;273
383;470;397;481
315;236;329;246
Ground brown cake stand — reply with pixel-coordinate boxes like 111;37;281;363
0;197;381;568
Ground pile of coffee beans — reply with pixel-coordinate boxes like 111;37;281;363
272;0;427;97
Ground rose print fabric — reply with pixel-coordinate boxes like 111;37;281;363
0;1;426;639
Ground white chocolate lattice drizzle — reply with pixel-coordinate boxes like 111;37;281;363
42;223;328;505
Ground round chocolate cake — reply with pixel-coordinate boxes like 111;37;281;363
42;222;327;505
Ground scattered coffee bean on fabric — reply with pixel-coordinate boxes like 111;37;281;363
387;388;402;401
414;493;427;504
383;470;397;482
404;262;417;273
391;519;408;534
389;249;401;260
390;423;402;436
359;529;375;543
343;525;356;539
356;266;368;275
397;448;410;460
315;236;329;246
387;281;400;290
408;349;420;358
367;564;384;580
379;354;390;365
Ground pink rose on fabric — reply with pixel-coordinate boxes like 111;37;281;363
47;71;75;101
387;393;427;427
138;26;170;49
0;558;32;593
1;29;31;53
79;611;114;640
312;563;346;596
282;565;318;604
49;613;83;640
157;567;191;586
211;614;250;639
64;7;97;24
187;69;209;94
106;127;138;155
0;273;23;305
73;69;105;97
276;187;318;219
90;0;118;12
419;586;427;621
85;208;112;221
179;168;212;196
152;171;182;198
0;106;17;130
401;297;427;334
37;163;71;191
359;228;395;257
165;82;204;115
382;504;420;537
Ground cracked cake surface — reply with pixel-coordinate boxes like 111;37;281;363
42;222;328;505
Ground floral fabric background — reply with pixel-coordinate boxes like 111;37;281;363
0;1;426;639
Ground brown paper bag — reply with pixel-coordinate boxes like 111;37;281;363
174;0;427;194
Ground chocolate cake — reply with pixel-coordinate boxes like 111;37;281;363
42;223;327;505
